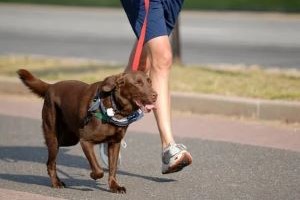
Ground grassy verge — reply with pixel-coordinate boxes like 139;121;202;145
0;0;299;12
1;55;300;101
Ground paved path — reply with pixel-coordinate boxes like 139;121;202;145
0;94;299;199
1;3;300;68
0;95;299;152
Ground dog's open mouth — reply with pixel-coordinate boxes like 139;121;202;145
135;100;156;113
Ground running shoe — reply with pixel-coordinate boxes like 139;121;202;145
161;143;192;174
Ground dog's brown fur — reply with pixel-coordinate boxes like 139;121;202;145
17;69;157;193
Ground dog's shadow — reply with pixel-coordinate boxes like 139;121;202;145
0;146;175;190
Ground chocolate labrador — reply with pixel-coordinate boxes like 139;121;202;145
17;69;157;193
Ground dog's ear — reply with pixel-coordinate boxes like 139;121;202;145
101;73;125;92
101;75;116;92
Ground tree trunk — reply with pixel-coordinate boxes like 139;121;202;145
171;18;182;65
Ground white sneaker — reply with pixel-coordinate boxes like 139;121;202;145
99;141;126;168
161;143;192;174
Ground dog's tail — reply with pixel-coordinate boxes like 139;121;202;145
17;69;50;98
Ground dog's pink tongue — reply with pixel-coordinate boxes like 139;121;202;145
144;104;156;113
135;100;156;113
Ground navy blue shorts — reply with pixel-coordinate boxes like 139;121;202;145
121;0;184;42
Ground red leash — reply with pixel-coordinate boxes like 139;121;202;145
131;0;150;71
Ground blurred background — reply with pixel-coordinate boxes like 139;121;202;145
0;0;300;100
1;0;300;12
1;0;300;66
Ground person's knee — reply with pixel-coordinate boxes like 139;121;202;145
146;36;173;72
152;50;173;72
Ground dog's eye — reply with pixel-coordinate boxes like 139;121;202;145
147;78;152;84
136;79;144;86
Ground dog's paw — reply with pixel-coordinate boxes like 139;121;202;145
52;180;66;188
110;185;126;194
90;171;104;180
109;178;126;194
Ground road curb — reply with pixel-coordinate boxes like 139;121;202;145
1;77;300;122
172;92;300;123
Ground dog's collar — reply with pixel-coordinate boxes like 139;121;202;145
87;91;144;127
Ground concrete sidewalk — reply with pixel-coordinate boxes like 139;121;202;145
0;94;299;152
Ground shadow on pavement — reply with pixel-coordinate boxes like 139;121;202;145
0;146;175;189
0;173;102;191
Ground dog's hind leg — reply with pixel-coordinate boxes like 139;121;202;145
42;98;65;188
80;140;104;180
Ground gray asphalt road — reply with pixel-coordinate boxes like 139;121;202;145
1;4;300;68
0;114;299;200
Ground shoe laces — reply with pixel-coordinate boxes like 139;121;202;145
162;143;187;164
175;143;187;151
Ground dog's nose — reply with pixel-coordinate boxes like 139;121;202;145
152;92;158;101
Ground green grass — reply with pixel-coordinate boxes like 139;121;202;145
0;55;123;81
0;0;300;12
1;55;300;101
171;66;300;100
183;0;300;12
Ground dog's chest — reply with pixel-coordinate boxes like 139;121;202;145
80;118;126;143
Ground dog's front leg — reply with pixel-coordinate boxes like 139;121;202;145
80;140;104;180
108;142;126;193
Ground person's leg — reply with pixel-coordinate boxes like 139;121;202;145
145;36;175;148
125;36;174;149
127;36;192;174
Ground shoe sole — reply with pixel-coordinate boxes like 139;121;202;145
162;152;192;174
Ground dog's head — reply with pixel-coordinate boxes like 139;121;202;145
101;71;157;113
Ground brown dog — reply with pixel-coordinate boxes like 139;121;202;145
17;69;157;193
